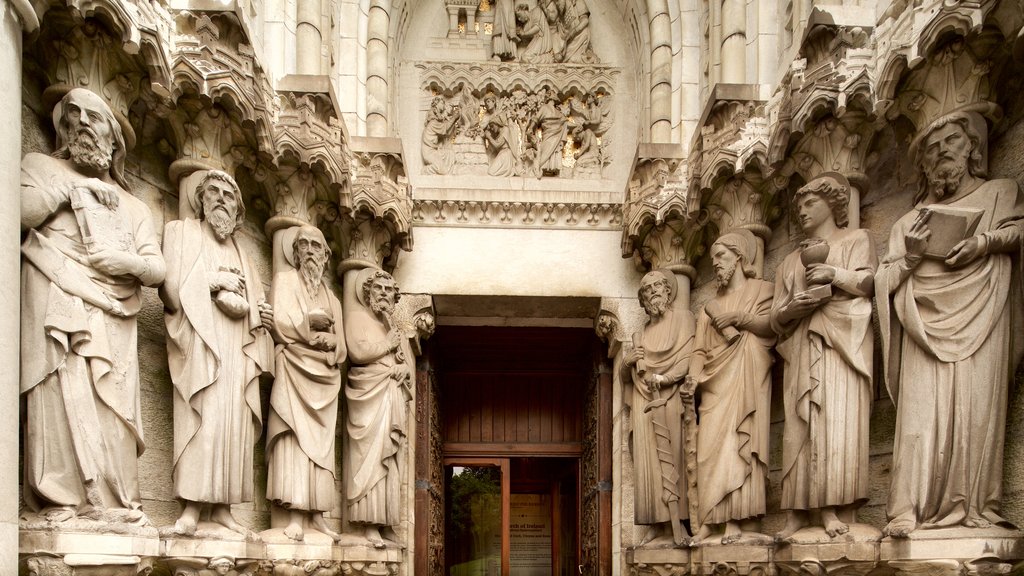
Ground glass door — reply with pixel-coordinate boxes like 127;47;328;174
444;458;510;576
445;457;578;576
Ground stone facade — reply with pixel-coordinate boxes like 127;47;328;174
6;0;1024;575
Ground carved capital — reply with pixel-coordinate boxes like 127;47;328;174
337;138;413;272
338;561;398;576
622;155;706;277
273;89;349;193
777;560;878;576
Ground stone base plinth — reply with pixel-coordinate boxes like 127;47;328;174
21;529;403;576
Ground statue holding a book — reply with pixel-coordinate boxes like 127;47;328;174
876;110;1024;538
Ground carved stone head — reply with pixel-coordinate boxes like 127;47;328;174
293;225;332;292
195;170;245;239
638;270;676;318
53;88;128;190
711;229;758;285
914;111;988;202
792;173;850;231
360;269;401;316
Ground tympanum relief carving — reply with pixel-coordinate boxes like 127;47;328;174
420;85;612;178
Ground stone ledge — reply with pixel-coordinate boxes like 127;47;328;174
626;532;1024;576
20;531;404;576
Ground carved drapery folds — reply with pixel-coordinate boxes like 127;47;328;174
416;61;617;178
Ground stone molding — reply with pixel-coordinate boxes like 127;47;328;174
626;534;1024;576
21;531;404;576
412;199;623;229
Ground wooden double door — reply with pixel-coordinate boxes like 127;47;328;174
415;326;611;576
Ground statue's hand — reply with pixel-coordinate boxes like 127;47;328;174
784;291;821;319
712;311;748;331
386;329;403;352
680;375;696;401
258;300;274;330
212;270;245;295
804;263;837;285
945;235;986;269
88;249;142;278
310;332;337;351
624;346;644;367
904;211;932;264
77;178;120;210
643;373;665;392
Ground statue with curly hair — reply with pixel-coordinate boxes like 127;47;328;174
770;173;878;542
343;267;414;548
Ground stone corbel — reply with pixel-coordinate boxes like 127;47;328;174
776;557;878;576
391;294;436;357
874;1;1010;137
337;137;414;274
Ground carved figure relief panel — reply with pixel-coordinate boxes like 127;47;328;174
418;82;613;179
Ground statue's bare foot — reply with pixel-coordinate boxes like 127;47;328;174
638;526;660;546
173;515;197;536
883;518;915;538
311;513;341;542
722;522;742;545
284;520;304;542
364;526;386;549
210;505;255;539
963;517;993;529
690;524;713;546
381;526;401;545
43;506;76;524
822;509;849;538
774;512;805;543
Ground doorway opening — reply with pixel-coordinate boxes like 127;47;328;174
444;457;578;576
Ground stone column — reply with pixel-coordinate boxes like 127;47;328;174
720;0;746;83
366;0;389;137
647;0;672;142
296;0;323;74
1;0;36;567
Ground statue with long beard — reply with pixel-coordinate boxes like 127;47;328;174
161;170;273;539
264;225;346;542
343;268;413;548
20;88;166;525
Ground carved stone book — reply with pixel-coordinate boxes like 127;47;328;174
921;204;983;258
71;188;136;256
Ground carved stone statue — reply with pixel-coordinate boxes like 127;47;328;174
491;0;518;61
876;111;1024;538
516;1;554;64
484;118;516;177
690;229;775;545
343;268;414;548
623;270;694;546
532;87;567;177
571;124;600;178
265;226;346;542
553;0;597;63
421;96;460;175
162;170;273;538
21;88;166;525
770;174;878;542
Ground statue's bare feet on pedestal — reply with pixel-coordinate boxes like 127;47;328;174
283;510;305;542
774;511;806;543
364;525;386;549
690;524;714;546
882;518;915;538
311;512;341;542
721;522;742;544
173;502;201;536
963;517;994;529
211;505;259;541
42;506;77;524
381;526;401;546
822;508;849;538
